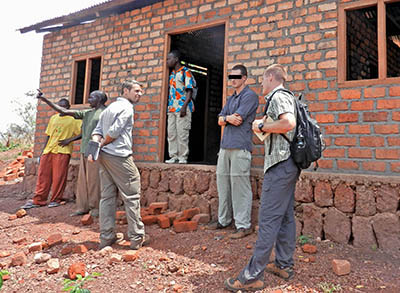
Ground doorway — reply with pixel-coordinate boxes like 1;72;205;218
164;23;226;165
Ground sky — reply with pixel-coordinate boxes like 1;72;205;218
0;0;104;133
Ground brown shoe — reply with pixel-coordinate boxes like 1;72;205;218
266;262;294;280
224;277;265;292
206;221;230;230
229;227;253;239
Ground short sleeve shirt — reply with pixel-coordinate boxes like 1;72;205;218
74;106;106;154
168;66;195;113
263;85;296;173
43;114;82;155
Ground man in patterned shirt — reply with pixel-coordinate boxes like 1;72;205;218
165;50;195;164
225;64;300;292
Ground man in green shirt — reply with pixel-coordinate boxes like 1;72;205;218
37;90;107;217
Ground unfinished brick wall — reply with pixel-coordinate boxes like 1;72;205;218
34;0;400;174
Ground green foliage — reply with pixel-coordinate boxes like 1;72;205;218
298;234;311;245
0;270;10;290
62;272;101;293
318;282;342;293
0;91;37;148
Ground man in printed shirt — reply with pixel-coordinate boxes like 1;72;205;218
21;98;82;209
90;80;149;250
225;64;300;292
165;50;195;164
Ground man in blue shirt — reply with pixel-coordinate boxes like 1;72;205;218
209;64;259;239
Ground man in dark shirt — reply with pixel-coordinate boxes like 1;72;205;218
209;64;259;239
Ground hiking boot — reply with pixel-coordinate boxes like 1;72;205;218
98;237;117;250
266;262;294;280
207;221;230;230
224;277;265;292
130;234;150;250
229;227;253;239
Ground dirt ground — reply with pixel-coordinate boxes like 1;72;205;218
1;181;400;293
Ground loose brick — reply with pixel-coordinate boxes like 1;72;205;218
332;259;351;276
123;250;139;262
28;242;43;253
11;252;27;266
68;262;86;280
148;202;168;215
182;208;200;220
301;244;317;254
142;215;158;225
157;215;171;229
81;214;93;225
8;214;17;221
72;244;88;254
47;233;63;247
109;253;123;264
60;245;74;256
173;220;198;233
12;237;26;244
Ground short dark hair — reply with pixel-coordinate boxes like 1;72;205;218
120;80;142;95
232;64;248;77
58;98;70;109
90;90;108;105
169;50;181;61
264;64;288;83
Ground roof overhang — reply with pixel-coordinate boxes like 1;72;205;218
19;0;164;34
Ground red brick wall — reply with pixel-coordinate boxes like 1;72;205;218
34;0;400;175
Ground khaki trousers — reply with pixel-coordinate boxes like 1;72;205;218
75;154;101;213
98;151;145;243
167;111;192;161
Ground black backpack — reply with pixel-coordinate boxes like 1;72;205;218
264;89;325;170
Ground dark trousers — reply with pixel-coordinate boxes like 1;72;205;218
238;158;300;284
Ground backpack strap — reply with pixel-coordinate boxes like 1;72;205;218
263;89;295;149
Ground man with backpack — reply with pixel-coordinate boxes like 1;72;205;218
225;64;300;292
165;50;196;164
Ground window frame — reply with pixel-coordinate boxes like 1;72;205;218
71;53;103;105
338;0;400;87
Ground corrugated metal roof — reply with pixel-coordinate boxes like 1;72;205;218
19;0;164;34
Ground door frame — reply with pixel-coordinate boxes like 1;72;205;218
158;18;229;163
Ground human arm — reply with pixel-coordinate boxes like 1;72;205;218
36;91;76;117
58;134;82;147
218;113;243;126
40;136;50;156
179;89;193;118
252;113;296;134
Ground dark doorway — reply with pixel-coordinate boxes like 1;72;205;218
165;24;225;165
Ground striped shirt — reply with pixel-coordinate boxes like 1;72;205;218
263;85;296;173
92;97;134;157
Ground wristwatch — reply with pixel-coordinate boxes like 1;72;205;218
258;122;264;132
223;116;227;123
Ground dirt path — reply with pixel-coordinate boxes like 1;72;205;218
1;182;399;293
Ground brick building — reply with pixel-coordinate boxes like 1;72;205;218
20;0;400;250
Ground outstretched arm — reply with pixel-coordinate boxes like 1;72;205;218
58;134;82;147
36;91;75;116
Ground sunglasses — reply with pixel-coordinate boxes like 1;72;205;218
228;74;243;79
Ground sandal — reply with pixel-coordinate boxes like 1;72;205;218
48;202;61;208
20;200;41;209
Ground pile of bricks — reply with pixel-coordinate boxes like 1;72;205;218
0;149;33;183
115;202;210;233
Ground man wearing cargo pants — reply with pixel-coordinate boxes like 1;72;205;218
90;80;149;250
209;64;259;240
225;64;300;292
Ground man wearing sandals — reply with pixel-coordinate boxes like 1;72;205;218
225;64;300;292
89;80;149;250
21;99;82;209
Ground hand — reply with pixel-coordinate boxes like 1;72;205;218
36;89;44;99
227;113;242;126
88;154;94;163
179;107;187;117
58;139;71;147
